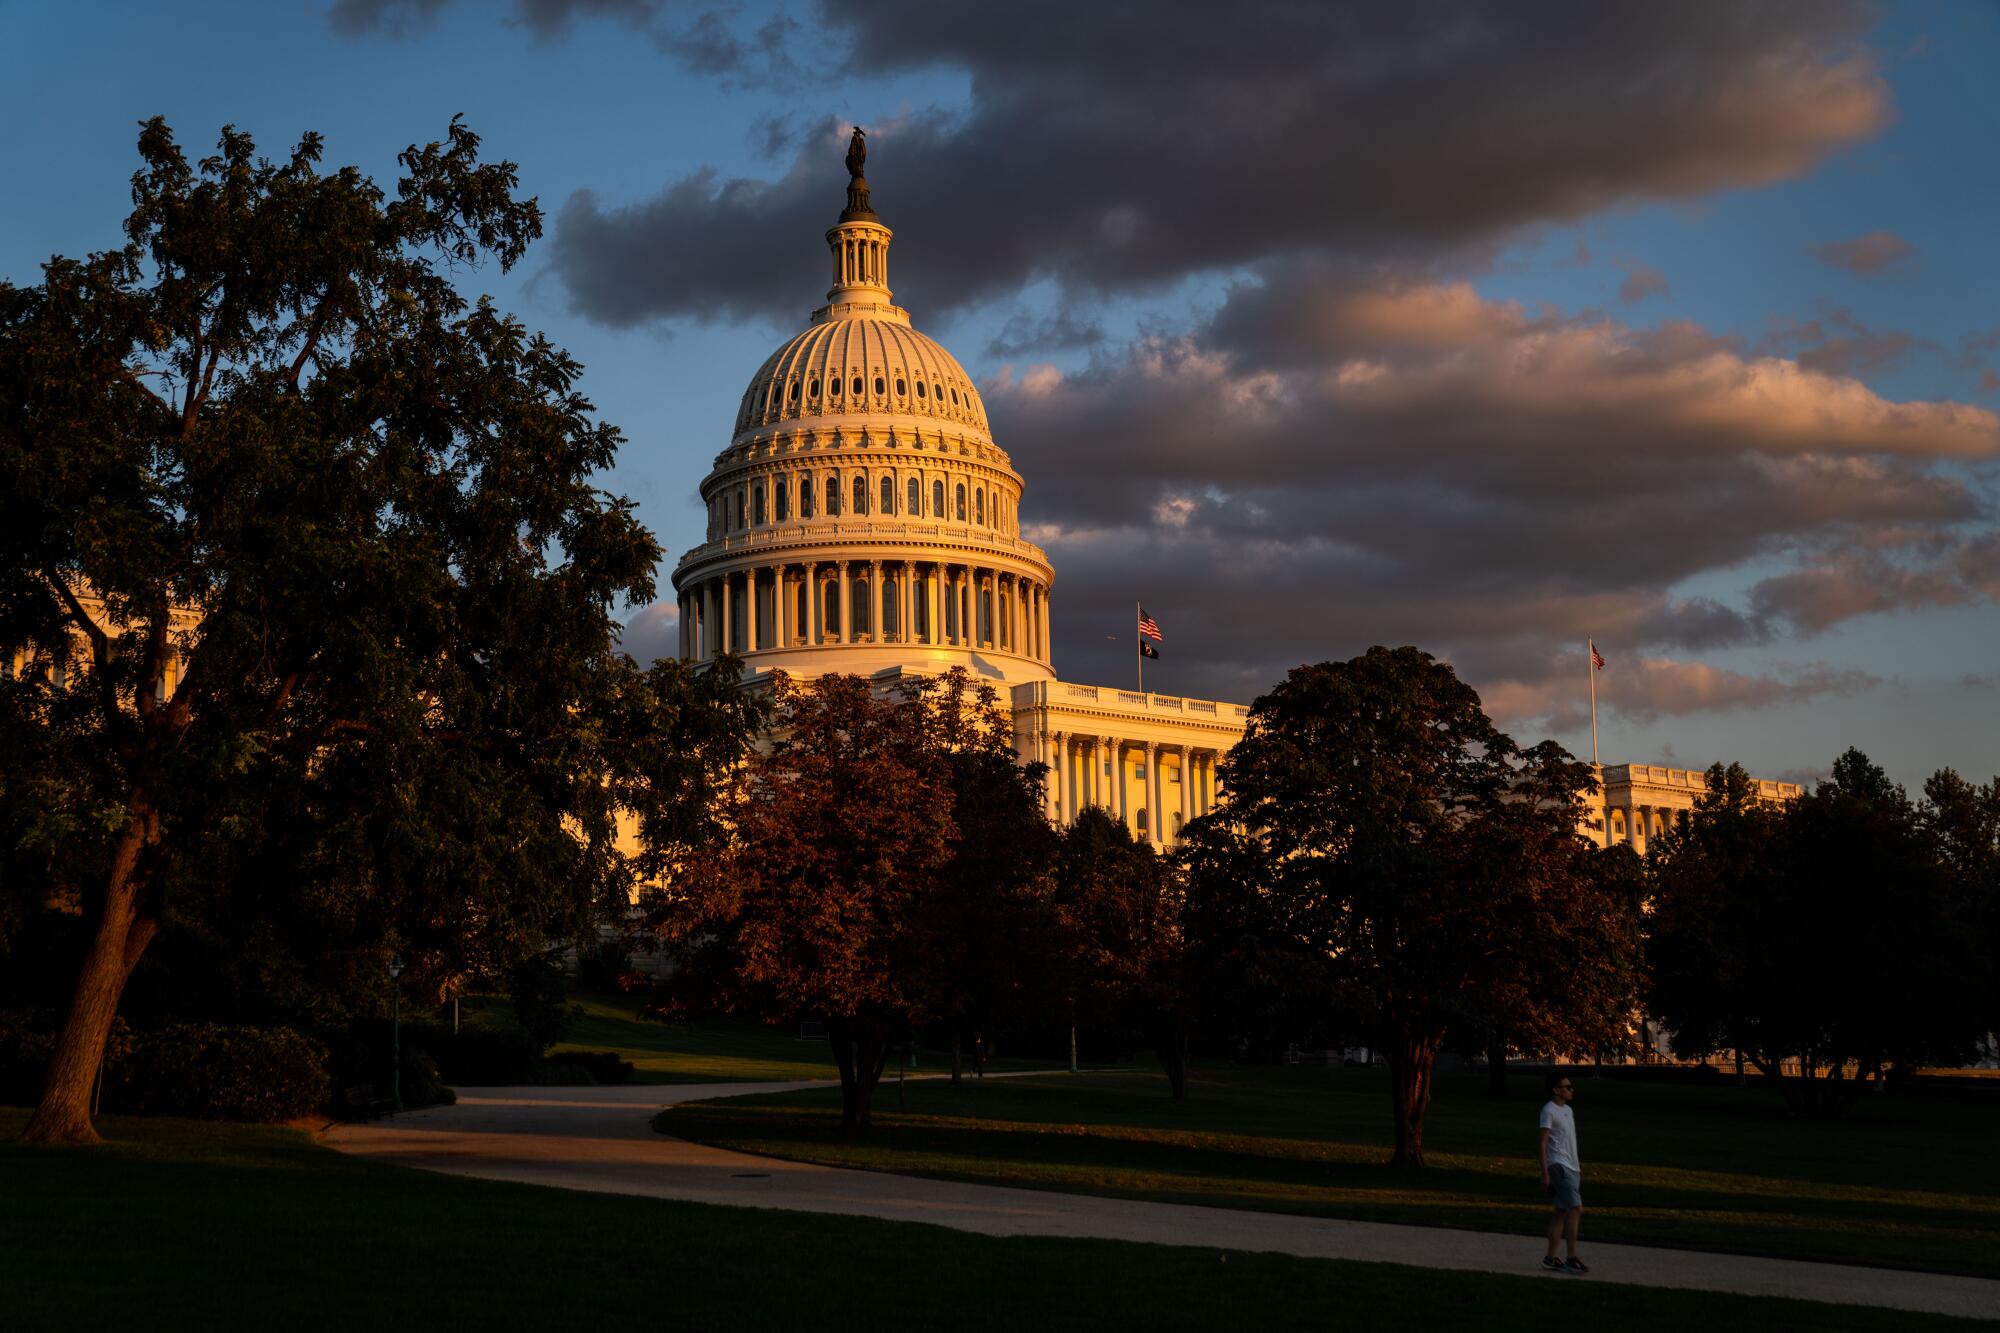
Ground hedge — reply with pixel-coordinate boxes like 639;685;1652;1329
110;1022;331;1121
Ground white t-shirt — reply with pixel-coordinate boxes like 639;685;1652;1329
1539;1100;1579;1173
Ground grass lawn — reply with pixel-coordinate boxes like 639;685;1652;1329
660;1065;2000;1278
544;994;1072;1084
1;1109;1986;1332
548;995;840;1083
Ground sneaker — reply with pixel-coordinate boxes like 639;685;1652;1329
1541;1256;1565;1272
1563;1257;1590;1274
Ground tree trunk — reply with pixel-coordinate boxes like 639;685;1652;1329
827;1018;891;1135
1386;1033;1438;1166
23;835;159;1145
1485;1041;1506;1097
1149;1018;1188;1100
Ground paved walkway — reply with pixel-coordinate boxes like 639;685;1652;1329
324;1080;1999;1321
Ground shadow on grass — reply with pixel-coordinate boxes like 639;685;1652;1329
0;1109;1982;1333
659;1068;2000;1278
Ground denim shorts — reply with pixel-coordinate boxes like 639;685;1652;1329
1548;1163;1582;1210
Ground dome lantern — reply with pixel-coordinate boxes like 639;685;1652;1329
815;127;901;326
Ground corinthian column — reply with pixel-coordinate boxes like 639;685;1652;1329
837;561;850;644
1146;742;1163;847
805;561;819;645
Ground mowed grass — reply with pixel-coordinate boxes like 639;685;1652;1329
1;1109;1985;1332
546;994;1070;1084
660;1065;2000;1277
548;995;839;1083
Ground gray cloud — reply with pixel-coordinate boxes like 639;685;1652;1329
549;1;1889;328
999;266;1999;708
326;0;451;36
1765;308;1927;379
616;599;680;665
1616;259;1670;305
1809;229;1918;277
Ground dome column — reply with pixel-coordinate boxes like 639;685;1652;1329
926;563;941;645
804;561;819;645
836;561;850;645
870;559;884;643
744;569;759;653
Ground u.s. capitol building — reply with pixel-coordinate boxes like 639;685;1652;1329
664;141;1795;849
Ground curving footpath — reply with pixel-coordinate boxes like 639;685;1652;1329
324;1080;1999;1322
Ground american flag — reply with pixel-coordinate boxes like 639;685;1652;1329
1590;640;1606;671
1138;608;1163;642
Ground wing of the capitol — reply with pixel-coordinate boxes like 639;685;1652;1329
662;143;1801;850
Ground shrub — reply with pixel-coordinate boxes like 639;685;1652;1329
559;1049;635;1085
0;1011;137;1108
408;1024;542;1085
525;1062;597;1085
398;1048;456;1108
113;1023;330;1121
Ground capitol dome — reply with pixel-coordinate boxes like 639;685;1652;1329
671;133;1056;685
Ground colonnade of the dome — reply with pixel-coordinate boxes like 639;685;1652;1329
678;557;1051;667
702;449;1022;541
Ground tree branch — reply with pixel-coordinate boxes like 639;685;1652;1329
42;569;122;731
286;292;339;387
182;340;222;434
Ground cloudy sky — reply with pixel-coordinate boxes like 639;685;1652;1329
5;1;1997;787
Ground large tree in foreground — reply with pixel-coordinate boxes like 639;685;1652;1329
0;119;659;1142
1189;647;1638;1165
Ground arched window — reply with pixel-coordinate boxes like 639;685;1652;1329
775;480;789;522
851;579;871;636
908;477;920;515
916;381;927;399
874;376;885;396
975;489;985;525
955;483;967;521
853;475;868;514
788;380;800;403
883;575;899;636
1137;809;1149;835
881;476;895;514
808;377;820;400
896;377;907;396
826;476;840;517
753;485;766;526
800;479;815;519
852;376;864;398
829;375;842;399
932;479;944;516
735;489;746;529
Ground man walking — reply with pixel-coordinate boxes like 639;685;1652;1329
1539;1072;1587;1273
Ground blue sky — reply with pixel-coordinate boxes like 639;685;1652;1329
3;1;1995;788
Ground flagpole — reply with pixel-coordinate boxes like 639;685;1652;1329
1587;639;1600;766
1136;602;1143;693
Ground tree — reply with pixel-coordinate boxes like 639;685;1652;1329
0;119;660;1142
1920;768;2000;1052
1191;647;1636;1164
1052;808;1190;1097
907;669;1057;1083
1441;746;1647;1095
1648;751;1987;1114
651;672;955;1131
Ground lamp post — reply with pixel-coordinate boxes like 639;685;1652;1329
389;954;405;1113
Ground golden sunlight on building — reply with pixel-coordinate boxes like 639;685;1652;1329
666;134;1801;851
